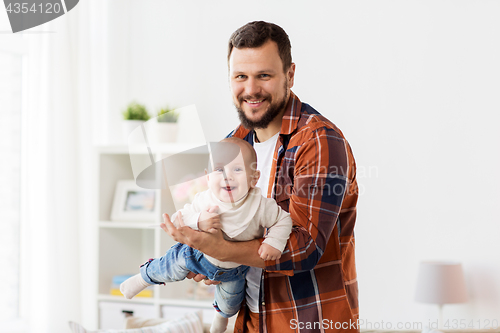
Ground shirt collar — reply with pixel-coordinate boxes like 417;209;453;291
280;91;302;135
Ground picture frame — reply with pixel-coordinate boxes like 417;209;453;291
111;180;157;222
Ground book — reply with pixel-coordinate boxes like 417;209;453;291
110;288;153;298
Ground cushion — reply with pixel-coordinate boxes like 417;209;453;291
68;312;203;333
124;317;169;329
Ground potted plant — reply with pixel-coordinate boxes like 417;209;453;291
155;106;179;143
122;102;150;143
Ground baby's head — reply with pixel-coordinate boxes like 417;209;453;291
206;137;260;203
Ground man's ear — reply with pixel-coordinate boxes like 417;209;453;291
287;63;296;88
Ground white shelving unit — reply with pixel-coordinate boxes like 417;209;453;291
94;143;215;329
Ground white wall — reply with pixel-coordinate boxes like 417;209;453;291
103;0;500;327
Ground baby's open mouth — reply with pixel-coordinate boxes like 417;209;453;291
223;186;236;192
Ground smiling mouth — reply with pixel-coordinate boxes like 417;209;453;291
246;99;264;104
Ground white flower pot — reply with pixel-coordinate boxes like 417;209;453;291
122;120;146;144
155;122;178;143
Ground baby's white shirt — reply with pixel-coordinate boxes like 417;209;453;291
171;187;292;269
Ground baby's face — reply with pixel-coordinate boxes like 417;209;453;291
207;151;255;203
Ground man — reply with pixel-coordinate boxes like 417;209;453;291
162;21;359;332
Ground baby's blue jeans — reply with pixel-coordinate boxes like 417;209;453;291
140;242;249;318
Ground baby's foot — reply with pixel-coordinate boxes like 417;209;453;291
210;312;228;333
120;274;151;299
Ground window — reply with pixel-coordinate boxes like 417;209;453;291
0;51;23;324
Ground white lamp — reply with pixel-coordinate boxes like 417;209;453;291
415;261;468;328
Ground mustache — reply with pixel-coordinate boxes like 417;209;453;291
238;93;269;103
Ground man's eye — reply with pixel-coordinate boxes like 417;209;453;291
259;74;270;78
236;75;246;80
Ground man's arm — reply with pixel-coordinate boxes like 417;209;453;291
162;125;356;273
262;124;356;273
160;213;265;268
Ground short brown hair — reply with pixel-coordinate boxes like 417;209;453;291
228;21;292;73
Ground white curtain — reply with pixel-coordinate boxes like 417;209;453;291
22;2;109;332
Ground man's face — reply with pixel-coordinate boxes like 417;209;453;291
229;40;295;130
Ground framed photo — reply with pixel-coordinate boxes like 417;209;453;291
111;180;156;221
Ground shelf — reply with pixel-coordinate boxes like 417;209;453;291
97;294;212;308
97;294;155;304
95;144;210;329
99;221;161;229
158;298;212;308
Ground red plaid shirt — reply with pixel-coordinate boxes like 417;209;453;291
231;92;359;332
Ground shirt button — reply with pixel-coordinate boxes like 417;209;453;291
261;301;265;306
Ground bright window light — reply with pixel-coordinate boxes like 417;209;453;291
0;51;23;323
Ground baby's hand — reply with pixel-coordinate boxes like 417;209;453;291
198;206;221;234
258;243;282;261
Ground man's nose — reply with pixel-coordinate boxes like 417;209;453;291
244;77;261;97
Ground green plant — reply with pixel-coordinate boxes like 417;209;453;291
122;102;150;121
157;106;179;123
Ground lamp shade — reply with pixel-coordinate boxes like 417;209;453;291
415;261;468;305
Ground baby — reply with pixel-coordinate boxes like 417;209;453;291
120;137;292;333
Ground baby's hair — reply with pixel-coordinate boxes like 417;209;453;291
220;137;257;171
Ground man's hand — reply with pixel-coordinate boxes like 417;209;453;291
258;243;282;261
198;206;221;234
161;212;224;256
186;271;220;285
162;212;221;285
161;212;265;269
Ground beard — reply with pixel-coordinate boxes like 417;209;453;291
235;82;289;130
